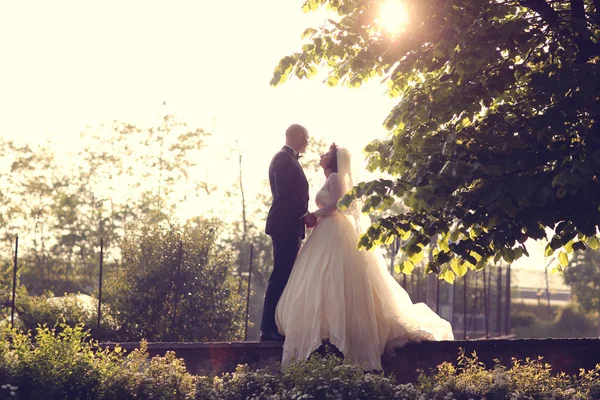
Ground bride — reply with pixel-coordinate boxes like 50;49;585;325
275;143;454;371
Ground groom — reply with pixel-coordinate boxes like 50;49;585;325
260;124;317;342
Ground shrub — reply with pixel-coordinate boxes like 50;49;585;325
514;303;598;339
417;349;600;400
510;311;536;329
100;342;197;400
0;323;104;400
196;352;421;400
198;364;283;399
553;304;597;336
1;322;600;400
281;353;421;400
12;285;118;341
0;321;198;400
103;215;245;342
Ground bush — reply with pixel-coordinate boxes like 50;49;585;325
100;343;196;400
0;321;198;400
1;323;104;400
196;351;421;400
1;322;600;400
103;215;245;342
514;303;598;339
510;311;536;328
417;349;600;400
12;285;118;341
281;353;421;400
553;304;597;336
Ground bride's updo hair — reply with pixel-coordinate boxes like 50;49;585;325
329;143;338;173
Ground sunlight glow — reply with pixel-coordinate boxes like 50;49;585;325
377;0;409;35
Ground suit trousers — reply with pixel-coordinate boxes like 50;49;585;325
260;233;302;332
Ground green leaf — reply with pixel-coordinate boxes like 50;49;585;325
502;248;515;264
513;247;523;261
451;257;467;277
401;260;415;275
301;28;317;39
326;75;339;87
558;251;569;267
544;244;555;257
587;236;600;250
409;249;424;265
437;251;451;264
441;270;455;284
439;237;450;252
494;252;502;264
337;193;354;210
564;240;574;254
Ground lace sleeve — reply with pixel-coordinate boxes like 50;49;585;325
314;173;342;218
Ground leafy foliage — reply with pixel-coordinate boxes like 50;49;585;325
197;352;421;399
1;325;600;399
513;302;598;338
273;0;600;277
11;286;118;341
0;116;212;295
417;349;600;399
0;322;197;400
103;213;245;342
564;249;600;316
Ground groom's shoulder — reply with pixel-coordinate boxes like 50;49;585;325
271;148;291;163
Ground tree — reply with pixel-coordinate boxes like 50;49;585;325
563;249;600;334
272;0;600;279
103;213;245;341
0;115;214;295
5;141;77;293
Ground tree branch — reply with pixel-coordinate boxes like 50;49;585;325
571;0;599;63
518;0;560;28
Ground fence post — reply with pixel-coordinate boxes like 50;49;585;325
171;240;184;334
505;264;511;335
463;273;468;340
435;277;440;314
10;235;18;328
483;267;489;338
244;244;254;341
97;238;104;329
469;271;479;335
496;264;503;336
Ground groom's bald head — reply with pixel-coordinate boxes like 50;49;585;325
285;124;309;153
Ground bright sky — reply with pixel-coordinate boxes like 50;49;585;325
0;0;551;272
0;1;392;153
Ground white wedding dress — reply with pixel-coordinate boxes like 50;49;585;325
275;172;454;371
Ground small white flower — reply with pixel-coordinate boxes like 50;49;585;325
10;391;16;396
10;386;17;391
1;385;7;389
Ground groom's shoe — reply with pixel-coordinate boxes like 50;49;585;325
260;330;285;342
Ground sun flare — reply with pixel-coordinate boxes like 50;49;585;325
377;0;409;35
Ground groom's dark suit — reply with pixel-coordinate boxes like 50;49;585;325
261;145;309;334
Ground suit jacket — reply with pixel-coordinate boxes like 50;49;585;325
265;146;309;239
